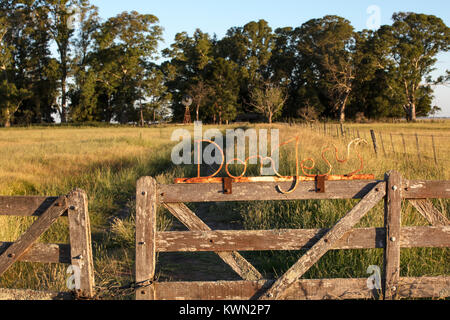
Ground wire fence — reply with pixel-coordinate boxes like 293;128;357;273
293;122;450;165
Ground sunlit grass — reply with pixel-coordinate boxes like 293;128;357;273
0;121;448;297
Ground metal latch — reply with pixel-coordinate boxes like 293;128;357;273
223;177;233;194
316;175;327;193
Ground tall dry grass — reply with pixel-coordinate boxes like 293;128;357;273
0;122;448;297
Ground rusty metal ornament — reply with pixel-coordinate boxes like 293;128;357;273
174;137;374;195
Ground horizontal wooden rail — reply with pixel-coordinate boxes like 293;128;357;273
160;180;382;203
154;277;450;300
0;196;66;217
155;226;450;253
158;179;450;203
0;242;70;264
403;180;450;199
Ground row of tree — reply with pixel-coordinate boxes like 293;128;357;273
1;0;449;126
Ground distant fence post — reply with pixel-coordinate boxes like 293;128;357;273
370;130;378;157
431;135;438;164
379;132;386;157
401;133;407;155
415;134;421;162
390;133;396;155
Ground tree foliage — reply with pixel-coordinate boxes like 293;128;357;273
0;2;448;126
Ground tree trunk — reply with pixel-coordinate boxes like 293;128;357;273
339;92;350;123
4;109;11;128
140;108;144;127
410;102;416;122
61;74;67;123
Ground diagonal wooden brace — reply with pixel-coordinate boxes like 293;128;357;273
164;203;263;281
0;196;68;277
259;181;386;300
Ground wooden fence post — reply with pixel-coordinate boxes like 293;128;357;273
415;134;421;162
135;177;157;300
370;130;378;157
401;133;407;155
67;189;95;299
383;171;402;300
431;135;437;165
379;132;386;157
390;133;396;155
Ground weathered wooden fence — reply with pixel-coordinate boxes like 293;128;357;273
0;189;95;300
136;171;450;300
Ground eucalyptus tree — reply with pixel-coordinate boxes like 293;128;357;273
45;0;84;123
162;29;214;121
91;10;163;123
292;15;356;122
380;12;449;121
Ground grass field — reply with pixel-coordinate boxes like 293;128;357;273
0;121;448;299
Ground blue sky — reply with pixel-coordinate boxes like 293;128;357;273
89;0;450;117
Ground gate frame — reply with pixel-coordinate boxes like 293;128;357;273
136;171;450;300
0;189;95;300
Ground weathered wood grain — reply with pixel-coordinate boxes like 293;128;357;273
0;196;64;216
0;288;73;300
155;226;449;252
135;177;158;300
403;180;450;199
160;180;381;203
409;199;449;226
67;189;95;299
0;242;70;264
259;182;386;300
163;203;262;281
0;196;67;277
383;171;402;300
154;277;450;300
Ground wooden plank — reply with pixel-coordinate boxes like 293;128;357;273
135;177;158;300
160;180;381;203
383;171;402;300
0;196;64;216
155;226;450;252
67;189;95;299
0;288;73;300
164;203;262;281
403;180;450;199
259;182;386;300
0;196;67;277
154;277;450;300
0;242;70;264
409;199;449;226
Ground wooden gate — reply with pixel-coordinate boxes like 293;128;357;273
0;189;95;300
135;171;450;300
